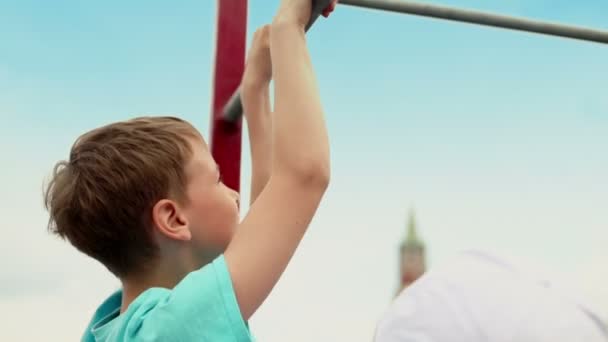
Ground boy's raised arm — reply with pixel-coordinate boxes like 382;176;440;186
241;26;273;205
224;0;333;320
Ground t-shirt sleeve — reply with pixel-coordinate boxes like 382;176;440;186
140;255;251;341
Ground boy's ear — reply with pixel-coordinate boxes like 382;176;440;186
152;199;192;241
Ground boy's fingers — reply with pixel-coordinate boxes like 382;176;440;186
321;0;338;18
252;25;270;47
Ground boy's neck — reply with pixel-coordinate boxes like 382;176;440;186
119;254;214;313
120;269;180;313
120;265;190;313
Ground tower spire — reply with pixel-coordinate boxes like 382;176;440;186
402;208;423;249
398;207;426;293
406;209;418;242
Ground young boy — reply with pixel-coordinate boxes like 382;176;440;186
44;1;337;340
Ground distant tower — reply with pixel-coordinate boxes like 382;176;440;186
398;209;426;294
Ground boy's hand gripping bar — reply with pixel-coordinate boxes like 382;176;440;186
221;0;335;123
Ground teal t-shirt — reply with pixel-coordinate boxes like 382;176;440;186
82;255;254;341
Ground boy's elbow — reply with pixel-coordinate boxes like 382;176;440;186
306;161;330;190
277;158;331;190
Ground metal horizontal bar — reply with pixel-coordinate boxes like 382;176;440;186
223;0;608;123
340;0;608;44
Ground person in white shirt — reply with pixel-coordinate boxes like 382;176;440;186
375;250;607;342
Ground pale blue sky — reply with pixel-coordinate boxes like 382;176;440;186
1;1;607;341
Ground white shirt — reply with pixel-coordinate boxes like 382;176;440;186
375;250;607;342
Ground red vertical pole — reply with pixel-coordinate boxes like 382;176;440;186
209;0;247;193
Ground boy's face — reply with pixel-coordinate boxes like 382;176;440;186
181;137;240;261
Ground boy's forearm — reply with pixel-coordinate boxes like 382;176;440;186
269;20;330;182
242;84;272;205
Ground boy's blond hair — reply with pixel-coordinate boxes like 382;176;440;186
44;116;200;277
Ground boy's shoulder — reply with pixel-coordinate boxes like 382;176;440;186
82;256;254;342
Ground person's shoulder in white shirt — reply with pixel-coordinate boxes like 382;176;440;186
374;250;608;342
